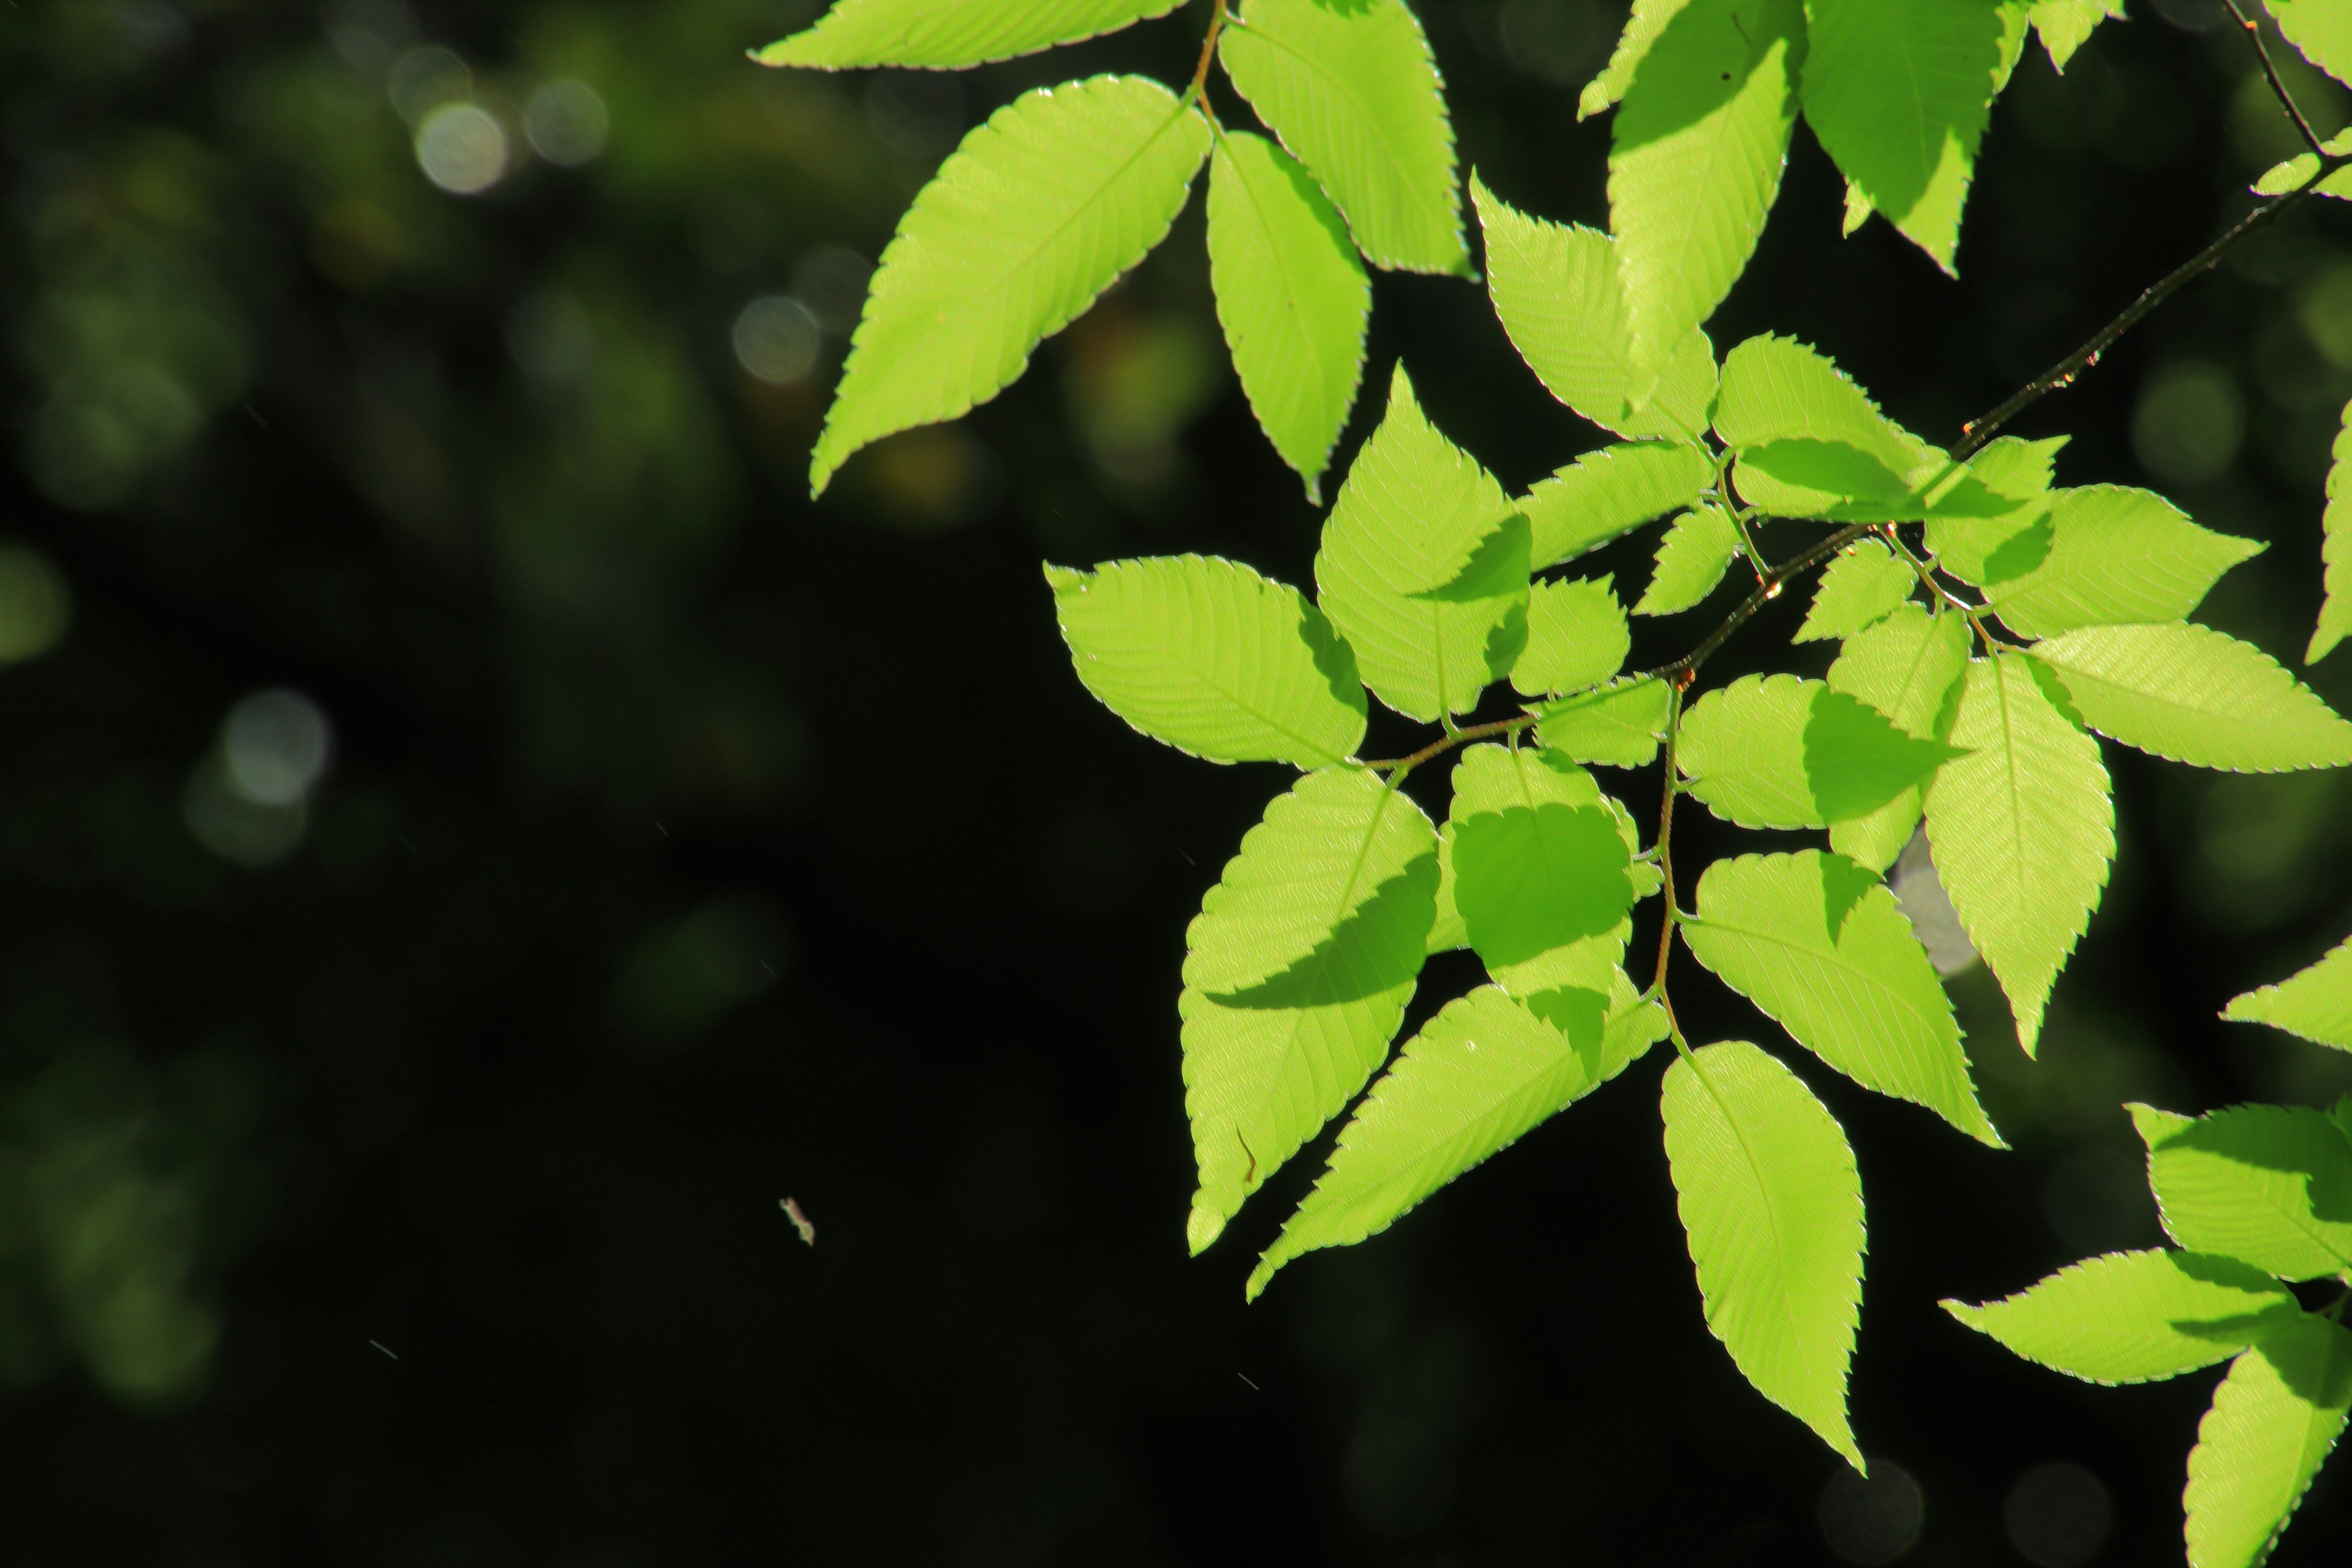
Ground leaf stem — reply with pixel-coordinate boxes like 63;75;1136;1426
2222;0;2329;160
1649;677;1689;1011
1188;0;1229;104
1883;528;2017;652
1366;714;1536;777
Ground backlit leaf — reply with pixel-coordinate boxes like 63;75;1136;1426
1679;674;1961;829
1800;0;2007;273
2030;623;2352;773
1219;0;1468;274
1637;505;1743;615
2252;129;2352;201
1824;605;1969;872
1662;1039;1866;1468
2130;1102;2352;1282
1248;981;1661;1296
1923;654;2114;1055
1513;577;1632;697
1046;555;1368;767
1715;335;1941;515
1609;0;1805;370
1454;805;1635;971
1986;486;2263;639
2271;0;2352;90
1580;0;1700;118
2225;936;2352;1054
810;77;1210;493
1314;367;1530;721
1206;129;1371;503
2029;0;2124;72
2313;397;2352;662
1683;850;1999;1143
1944;1250;2303;1385
1796;539;1917;643
1471;178;1719;440
1539;677;1673;766
2184;1316;2352;1568
754;0;1185;69
1521;440;1719;569
1430;743;1654;968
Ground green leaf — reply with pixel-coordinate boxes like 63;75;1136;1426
2226;936;2352;1054
1714;335;1942;515
1046;555;1368;767
753;0;1185;69
1964;432;2068;500
1513;578;1631;698
1539;677;1673;767
2271;0;2352;89
1183;766;1438;997
1661;1039;1866;1468
2130;1102;2352;1282
2253;130;2352;201
1314;367;1529;721
1580;0;1700;118
2029;624;2352;774
1683;850;2000;1144
1678;674;1962;829
1470;178;1720;440
1825;606;1971;872
1944;1250;2304;1385
1922;654;2114;1055
1218;0;1468;275
1430;742;1656;965
1248;981;1660;1296
1796;539;1917;643
1521;442;1719;570
1985;486;2264;639
1454;805;1635;971
2185;1316;2352;1568
2313;398;2352;662
2029;0;2124;72
1798;0;2005;274
1608;0;1806;371
1637;505;1743;615
1205;129;1371;503
809;77;1211;494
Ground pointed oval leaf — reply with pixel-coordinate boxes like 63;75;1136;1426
1923;654;2113;1055
2312;396;2352;662
1800;0;2007;274
2184;1317;2352;1568
1206;129;1371;502
1453;805;1635;970
1315;367;1529;721
1248;981;1661;1296
1183;766;1438;997
1218;0;1468;274
1662;1039;1866;1468
1522;442;1719;570
2030;0;2125;72
2130;1102;2352;1282
810;78;1210;493
1609;0;1805;369
1796;540;1918;643
1637;505;1743;616
1513;577;1632;698
1679;674;1962;829
1825;607;1971;870
1684;850;2000;1144
1714;334;1939;488
1047;555;1368;766
2029;623;2352;774
1986;485;2263;638
2271;0;2352;89
1471;179;1719;441
1580;0;1700;118
1943;1249;2303;1386
2226;936;2352;1054
1538;677;1672;767
755;0;1185;69
1430;742;1653;960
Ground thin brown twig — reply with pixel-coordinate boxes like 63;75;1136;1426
1365;713;1534;775
1649;677;1689;1004
1188;0;1228;102
2222;0;2329;159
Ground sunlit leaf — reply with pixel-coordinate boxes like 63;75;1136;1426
1608;0;1804;371
1714;334;1942;515
1985;485;2263;639
2029;0;2124;72
810;77;1210;493
1944;1250;2303;1385
1795;538;1918;643
1678;674;1961;829
1219;0;1468;274
1205;129;1371;503
1580;0;1700;118
1824;606;1969;872
1046;555;1368;767
2184;1316;2352;1568
1684;850;1999;1143
2030;623;2352;774
1537;677;1673;767
1922;654;2113;1055
2225;935;2352;1054
1315;367;1529;721
1520;440;1718;569
755;0;1185;69
2313;396;2352;662
1662;1039;1866;1468
1513;577;1632;698
2271;0;2352;91
2130;1102;2352;1283
1637;504;1743;615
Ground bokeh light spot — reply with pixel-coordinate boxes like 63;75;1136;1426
732;295;820;386
223;689;334;807
2132;360;2244;488
2005;1461;2114;1567
525;80;609;166
415;103;508;195
386;43;469;124
0;545;73;664
1818;1460;1924;1566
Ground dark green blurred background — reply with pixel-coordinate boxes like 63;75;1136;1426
5;1;2352;1563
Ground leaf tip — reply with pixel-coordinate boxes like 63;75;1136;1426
1242;1259;1276;1302
1187;1204;1227;1257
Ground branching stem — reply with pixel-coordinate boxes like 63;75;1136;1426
1188;0;1228;103
2222;0;2329;159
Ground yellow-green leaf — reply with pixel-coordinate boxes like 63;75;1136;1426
754;0;1185;69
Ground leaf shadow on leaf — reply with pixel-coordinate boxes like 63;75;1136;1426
1210;854;1439;1008
1453;804;1635;966
1412;514;1532;601
1980;514;2053;584
1740;438;1910;501
1802;689;1966;822
2154;1108;2352;1226
1522;984;1610;1074
2250;1313;2352;1407
1300;601;1372;725
1819;852;1877;946
1615;0;1773;149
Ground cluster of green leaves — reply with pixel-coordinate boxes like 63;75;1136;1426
763;0;1470;501
1949;1097;2352;1568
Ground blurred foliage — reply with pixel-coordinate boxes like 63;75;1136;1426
0;1;2350;1564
